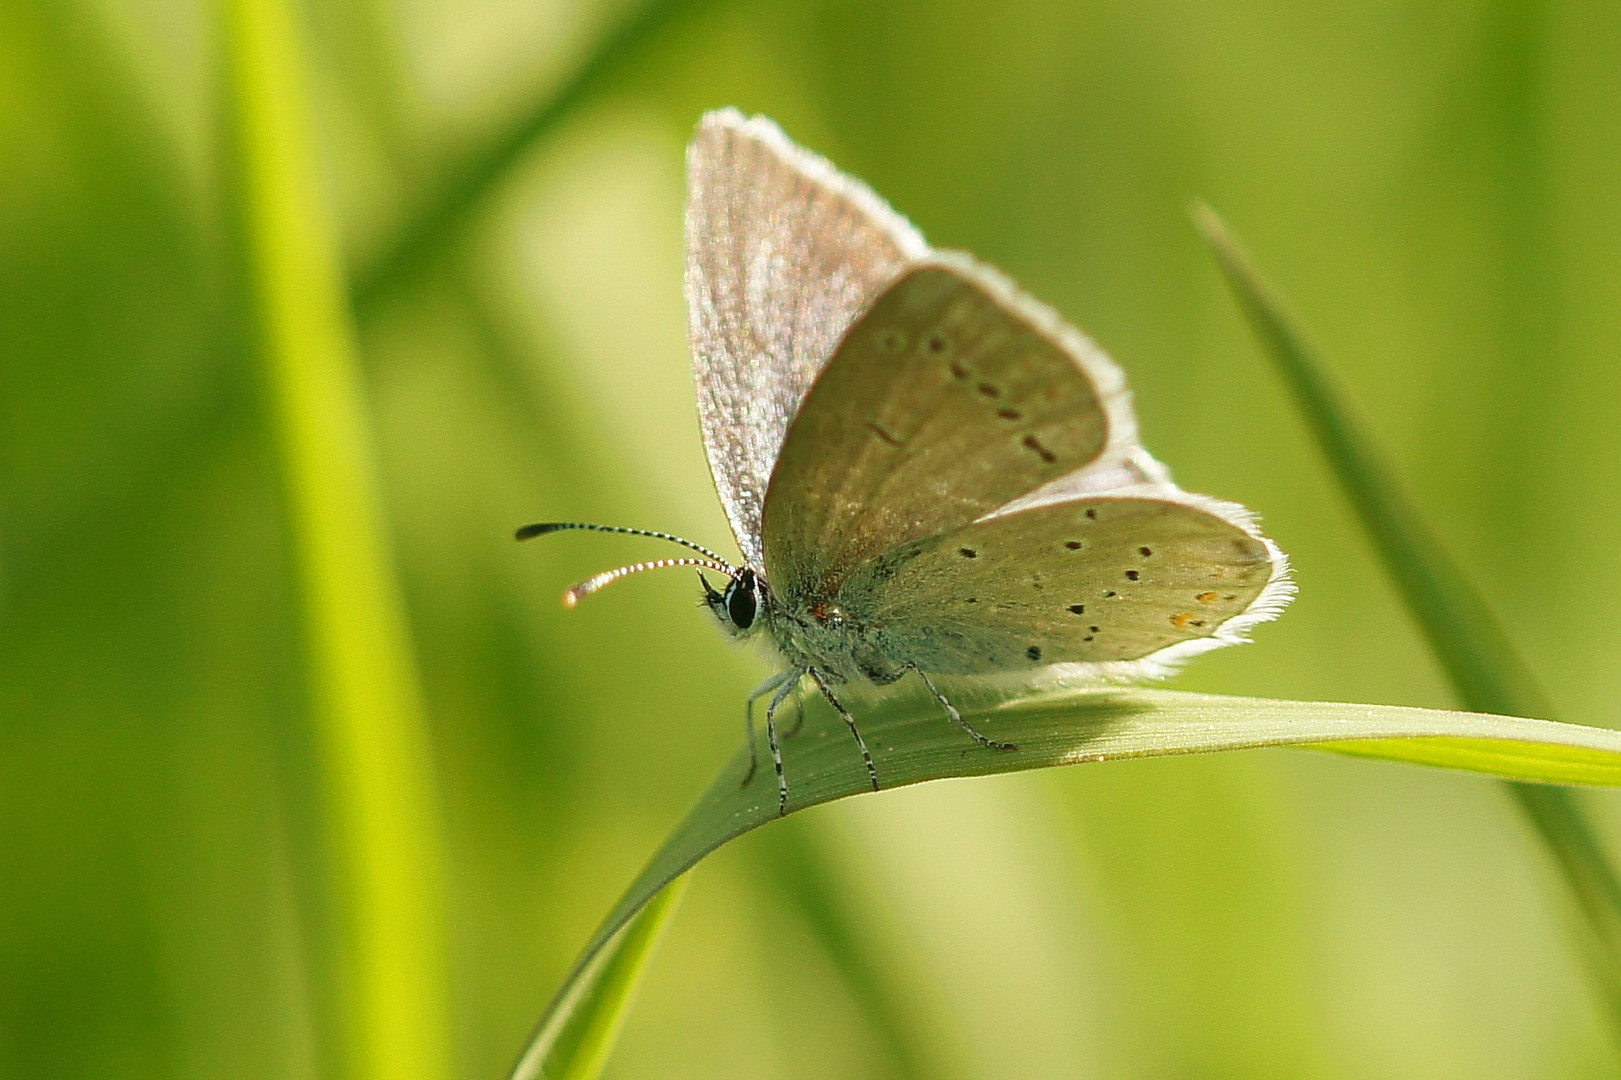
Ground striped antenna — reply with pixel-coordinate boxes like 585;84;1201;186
515;521;734;569
563;557;735;608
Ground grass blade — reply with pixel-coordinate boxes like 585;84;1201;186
513;684;1621;1074
756;823;934;1079
222;1;451;1077
351;0;720;313
1192;204;1548;718
1193;204;1621;1034
510;876;689;1080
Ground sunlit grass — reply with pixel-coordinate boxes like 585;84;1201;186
511;876;689;1080
224;0;451;1076
350;0;722;312
512;686;1621;1077
1195;204;1621;1037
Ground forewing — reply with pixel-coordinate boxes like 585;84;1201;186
761;254;1143;601
844;491;1291;676
686;109;928;566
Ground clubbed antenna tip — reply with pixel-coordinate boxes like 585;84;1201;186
513;520;734;568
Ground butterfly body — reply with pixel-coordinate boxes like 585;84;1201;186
770;586;904;686
522;109;1292;816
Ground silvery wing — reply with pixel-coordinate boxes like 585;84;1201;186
685;108;929;567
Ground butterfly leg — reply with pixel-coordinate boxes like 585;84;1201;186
743;669;798;787
765;671;806;815
912;666;1018;751
782;690;806;740
811;670;881;796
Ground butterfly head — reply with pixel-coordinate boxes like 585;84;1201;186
516;520;772;637
700;566;766;637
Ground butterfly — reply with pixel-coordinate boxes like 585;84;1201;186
520;108;1292;815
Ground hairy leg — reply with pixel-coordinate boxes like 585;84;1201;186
811;670;880;797
912;666;1018;751
765;672;804;815
742;669;797;787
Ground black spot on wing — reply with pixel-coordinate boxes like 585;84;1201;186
1021;434;1057;464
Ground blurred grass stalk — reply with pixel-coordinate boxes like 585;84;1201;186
351;0;718;311
509;689;1621;1080
223;1;453;1078
1195;204;1621;1039
510;876;690;1080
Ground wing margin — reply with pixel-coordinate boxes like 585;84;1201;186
685;109;929;565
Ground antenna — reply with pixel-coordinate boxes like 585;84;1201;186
515;520;739;608
514;521;734;568
562;557;736;607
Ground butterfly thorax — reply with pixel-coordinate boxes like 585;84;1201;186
703;566;842;673
750;576;905;687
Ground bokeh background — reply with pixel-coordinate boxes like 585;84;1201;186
7;0;1621;1076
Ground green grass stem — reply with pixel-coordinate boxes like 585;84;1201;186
510;685;1621;1077
757;824;933;1079
1194;203;1621;1037
350;0;719;313
510;876;689;1080
223;0;452;1076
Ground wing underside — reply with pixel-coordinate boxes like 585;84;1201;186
685;109;928;566
846;489;1292;677
761;255;1152;601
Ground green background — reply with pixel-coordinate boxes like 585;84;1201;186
5;0;1621;1076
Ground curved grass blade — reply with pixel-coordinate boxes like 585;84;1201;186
755;822;934;1079
509;686;1621;1078
222;1;451;1076
1193;204;1621;1037
511;876;689;1080
351;0;722;312
1192;205;1549;718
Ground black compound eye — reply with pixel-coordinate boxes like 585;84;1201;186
725;573;757;629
